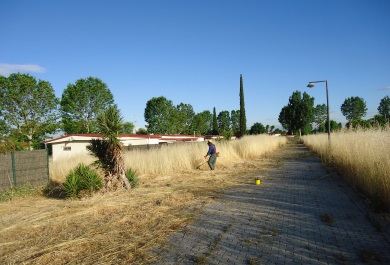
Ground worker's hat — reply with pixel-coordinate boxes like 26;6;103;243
208;139;212;143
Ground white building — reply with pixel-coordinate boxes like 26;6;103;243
44;134;204;161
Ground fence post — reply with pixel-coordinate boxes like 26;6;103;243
11;152;16;188
46;148;50;184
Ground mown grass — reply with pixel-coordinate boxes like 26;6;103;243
0;185;43;202
0;135;286;264
301;127;390;212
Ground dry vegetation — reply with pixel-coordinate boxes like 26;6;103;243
0;135;286;264
301;127;390;211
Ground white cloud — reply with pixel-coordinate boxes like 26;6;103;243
0;63;46;76
377;86;390;91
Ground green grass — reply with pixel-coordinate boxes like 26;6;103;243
0;185;43;202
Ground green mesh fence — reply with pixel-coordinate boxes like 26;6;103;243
0;149;49;192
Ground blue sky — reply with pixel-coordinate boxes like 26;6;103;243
1;0;389;130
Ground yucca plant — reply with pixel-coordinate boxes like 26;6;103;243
63;163;102;198
63;171;81;198
126;168;139;188
87;106;131;191
78;164;103;192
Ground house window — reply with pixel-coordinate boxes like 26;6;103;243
64;146;71;151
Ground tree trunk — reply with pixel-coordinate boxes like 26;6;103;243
120;172;132;190
26;134;33;151
115;153;131;190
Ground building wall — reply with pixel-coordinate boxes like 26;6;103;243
52;141;91;161
49;135;202;161
51;138;161;161
120;138;159;146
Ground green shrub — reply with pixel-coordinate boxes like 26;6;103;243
63;163;102;198
126;168;139;188
79;166;103;192
63;171;80;198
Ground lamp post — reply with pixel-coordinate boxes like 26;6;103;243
307;80;330;141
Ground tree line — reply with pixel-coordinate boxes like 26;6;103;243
278;91;390;136
4;72;384;151
1;73;263;151
144;74;281;137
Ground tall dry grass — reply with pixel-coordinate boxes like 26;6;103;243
123;134;287;176
50;155;95;183
51;134;287;182
302;128;390;211
0;135;286;264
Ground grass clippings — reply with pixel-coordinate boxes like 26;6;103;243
0;136;286;265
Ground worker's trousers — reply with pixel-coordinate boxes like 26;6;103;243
208;153;217;170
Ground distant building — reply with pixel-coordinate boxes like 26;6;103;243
44;134;204;161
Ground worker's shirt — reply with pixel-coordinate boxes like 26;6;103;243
206;144;216;156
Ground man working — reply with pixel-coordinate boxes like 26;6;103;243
204;139;217;170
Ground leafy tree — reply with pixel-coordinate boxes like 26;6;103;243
0;135;28;152
0;119;9;135
369;115;388;127
61;77;114;134
249;122;266;135
176;103;195;134
239;74;247;136
217;110;231;132
347;119;371;129
273;128;284;134
313;104;327;131
136;128;148;134
191;110;212;135
220;129;234;141
212;107;219;135
144;96;177;134
265;125;270;133
230;110;240;134
87;106;131;191
278;106;289;132
331;121;341;131
0;73;59;150
340;96;367;123
278;91;314;136
121;122;135;134
270;125;275;133
378;95;390;122
318;120;340;132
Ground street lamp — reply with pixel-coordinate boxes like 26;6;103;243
307;80;330;141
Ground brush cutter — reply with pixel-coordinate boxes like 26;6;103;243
196;160;209;170
196;152;220;169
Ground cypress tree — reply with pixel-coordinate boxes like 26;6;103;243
212;107;219;135
239;74;247;136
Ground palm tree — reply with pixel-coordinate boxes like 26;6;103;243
87;106;131;191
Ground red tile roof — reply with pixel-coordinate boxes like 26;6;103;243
44;134;202;144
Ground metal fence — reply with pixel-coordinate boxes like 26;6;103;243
0;149;49;192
